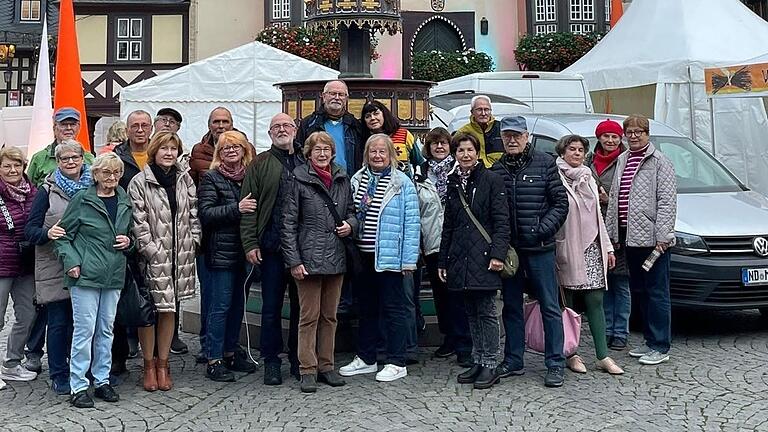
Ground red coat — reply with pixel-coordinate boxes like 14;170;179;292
189;132;215;186
0;178;37;277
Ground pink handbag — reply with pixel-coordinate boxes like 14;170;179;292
524;297;582;357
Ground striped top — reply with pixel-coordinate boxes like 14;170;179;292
355;171;391;253
618;145;648;227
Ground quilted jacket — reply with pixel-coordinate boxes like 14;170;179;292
605;142;677;248
128;162;201;312
0;177;37;277
351;167;421;272
413;163;443;256
197;169;245;269
438;164;510;291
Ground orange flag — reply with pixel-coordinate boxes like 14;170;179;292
54;0;91;151
610;0;624;28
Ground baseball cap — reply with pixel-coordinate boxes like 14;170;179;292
54;107;81;123
500;116;528;133
156;107;182;123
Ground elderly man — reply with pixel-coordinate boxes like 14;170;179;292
240;113;303;385
190;107;234;185
457;95;505;168
153;108;182;134
295;80;363;175
490;116;569;388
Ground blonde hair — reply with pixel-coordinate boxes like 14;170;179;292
363;133;398;172
302;131;336;159
210;130;253;170
0;146;27;167
147;132;183;162
91;152;124;183
106;120;127;143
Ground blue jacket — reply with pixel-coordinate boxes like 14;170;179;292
351;167;421;272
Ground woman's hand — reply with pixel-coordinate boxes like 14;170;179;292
239;193;258;214
438;268;447;283
67;266;81;279
291;264;308;281
488;258;504;272
655;242;669;253
607;252;616;270
598;186;609;204
47;219;66;240
113;235;131;250
335;221;352;238
402;269;413;276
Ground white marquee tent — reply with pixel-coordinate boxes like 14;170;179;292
564;0;768;195
120;41;339;152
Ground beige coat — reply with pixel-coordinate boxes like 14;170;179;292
128;162;201;312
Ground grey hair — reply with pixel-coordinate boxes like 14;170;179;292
54;140;85;160
470;95;492;109
91;152;125;182
362;133;399;172
323;80;348;93
127;110;152;125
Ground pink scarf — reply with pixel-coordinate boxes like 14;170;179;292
217;162;246;182
557;157;599;248
4;178;32;203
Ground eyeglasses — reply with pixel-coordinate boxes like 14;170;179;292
324;91;348;98
100;170;123;179
221;145;242;153
57;155;83;163
155;117;179;126
129;123;151;131
56;122;79;129
473;108;491;113
625;129;647;137
311;147;333;154
270;123;296;132
430;141;448;147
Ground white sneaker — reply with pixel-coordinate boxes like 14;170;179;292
638;350;670;366
0;364;38;381
339;356;378;377
0;378;6;390
375;364;407;382
628;345;653;358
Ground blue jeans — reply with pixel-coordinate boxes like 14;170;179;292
69;286;121;393
501;250;564;369
259;250;299;366
626;247;671;353
604;273;631;340
25;305;47;358
206;264;248;360
46;299;73;384
425;253;472;354
196;255;211;353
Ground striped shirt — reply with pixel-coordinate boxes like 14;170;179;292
618;145;648;227
355;171;391;253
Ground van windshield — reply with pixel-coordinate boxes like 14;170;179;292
653;136;744;194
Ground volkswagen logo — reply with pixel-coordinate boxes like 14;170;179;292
754;237;768;257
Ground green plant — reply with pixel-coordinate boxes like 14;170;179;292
514;32;604;72
411;49;494;82
256;26;379;70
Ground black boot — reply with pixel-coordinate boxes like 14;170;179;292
300;374;318;393
457;365;482;384
473;367;500;390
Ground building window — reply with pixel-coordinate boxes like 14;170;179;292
535;0;557;23
535;24;559;35
116;17;144;61
570;23;595;34
272;0;290;20
570;0;594;21
546;0;556;21
605;0;611;22
20;0;41;21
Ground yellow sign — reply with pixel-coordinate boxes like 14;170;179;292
705;62;768;97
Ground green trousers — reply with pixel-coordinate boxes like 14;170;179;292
563;289;608;360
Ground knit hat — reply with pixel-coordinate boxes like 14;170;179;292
595;119;623;138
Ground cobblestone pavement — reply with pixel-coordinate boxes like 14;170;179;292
1;305;767;432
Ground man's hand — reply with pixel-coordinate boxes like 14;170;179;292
291;264;308;281
246;248;262;265
47;219;66;240
67;266;81;279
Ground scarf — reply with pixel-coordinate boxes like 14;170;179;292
458;162;478;192
217;162;246;182
428;155;454;204
557;157;599;248
592;145;624;176
356;166;391;233
3;178;31;203
311;160;333;190
54;165;92;198
149;163;178;217
503;143;532;172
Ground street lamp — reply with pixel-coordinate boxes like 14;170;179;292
3;70;11;85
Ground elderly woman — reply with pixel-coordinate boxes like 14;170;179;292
338;134;420;383
24;140;91;395
587;119;631;350
360;100;425;178
0;147;38;388
438;133;510;389
282;131;357;393
198;130;257;382
554;135;623;376
128;131;201;392
606;115;677;366
54;152;131;408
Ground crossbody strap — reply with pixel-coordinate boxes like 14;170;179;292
0;194;14;231
457;187;491;245
310;183;344;227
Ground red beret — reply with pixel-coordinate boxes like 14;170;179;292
595;119;623;138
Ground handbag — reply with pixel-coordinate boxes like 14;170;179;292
523;287;582;357
116;264;156;327
457;188;519;278
310;183;364;275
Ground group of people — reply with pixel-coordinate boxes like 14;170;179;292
0;79;677;404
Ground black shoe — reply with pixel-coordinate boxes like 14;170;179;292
127;337;139;359
433;343;455;358
195;351;208;364
457;365;482;384
405;357;419;366
473;367;500;390
317;370;346;387
110;361;128;376
544;367;565;388
264;363;282;386
70;390;94;408
456;352;473;368
207;360;236;382
300;374;318;393
94;384;119;402
610;337;627;350
170;337;189;355
495;362;525;378
224;354;258;374
290;363;301;381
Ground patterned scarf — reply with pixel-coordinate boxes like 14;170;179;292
4;178;32;203
356;166;391;233
458;163;476;192
54;165;92;198
217;162;246;182
428;155;454;204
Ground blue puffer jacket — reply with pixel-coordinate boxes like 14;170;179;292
351;167;421;272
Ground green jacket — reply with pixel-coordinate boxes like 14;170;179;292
27;142;95;187
54;185;133;290
240;148;290;253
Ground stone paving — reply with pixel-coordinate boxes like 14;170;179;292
1;305;767;432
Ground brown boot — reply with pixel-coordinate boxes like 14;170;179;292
143;359;158;392
156;358;173;391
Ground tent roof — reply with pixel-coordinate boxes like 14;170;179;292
564;0;768;90
119;41;339;103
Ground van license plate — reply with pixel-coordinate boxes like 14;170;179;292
742;268;768;286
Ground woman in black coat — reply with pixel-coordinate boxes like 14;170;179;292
438;133;510;390
197;131;258;382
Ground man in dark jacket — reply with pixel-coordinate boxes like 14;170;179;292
241;112;304;385
490;116;569;388
190;107;234;186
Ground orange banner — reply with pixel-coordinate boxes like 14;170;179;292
705;62;768;97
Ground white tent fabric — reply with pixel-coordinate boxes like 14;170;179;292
119;41;339;152
564;0;768;196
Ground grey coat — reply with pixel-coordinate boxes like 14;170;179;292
31;178;71;304
606;142;677;248
281;163;358;275
587;152;627;275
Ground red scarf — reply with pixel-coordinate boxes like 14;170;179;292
592;146;623;176
312;160;332;190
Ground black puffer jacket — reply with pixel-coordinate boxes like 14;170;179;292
490;149;568;252
198;169;245;269
438;164;510;291
281;163;358;275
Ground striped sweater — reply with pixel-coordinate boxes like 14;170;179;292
354;171;391;253
617;144;648;227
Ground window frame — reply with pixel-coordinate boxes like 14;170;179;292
113;15;147;63
20;0;42;22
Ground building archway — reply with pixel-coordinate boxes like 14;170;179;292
405;13;472;78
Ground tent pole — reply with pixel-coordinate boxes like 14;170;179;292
709;97;716;156
688;66;697;142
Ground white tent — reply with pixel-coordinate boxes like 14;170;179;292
120;41;339;152
564;0;768;195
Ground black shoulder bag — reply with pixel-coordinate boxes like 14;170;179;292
309;183;364;275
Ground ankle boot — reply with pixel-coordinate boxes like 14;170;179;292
143;359;158;392
156;358;173;391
